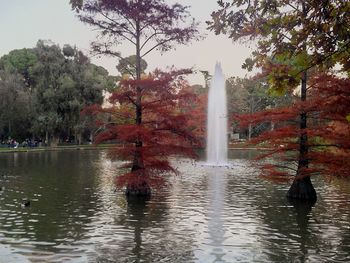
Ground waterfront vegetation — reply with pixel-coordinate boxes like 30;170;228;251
0;0;350;261
0;0;349;199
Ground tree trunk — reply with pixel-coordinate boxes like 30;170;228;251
287;176;316;200
89;132;93;144
51;136;59;147
248;123;252;140
127;20;149;196
45;130;49;146
77;132;82;145
287;70;317;200
8;120;11;137
125;180;151;196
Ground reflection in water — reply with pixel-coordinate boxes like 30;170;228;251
128;199;148;260
288;199;316;263
1;150;350;262
206;167;227;262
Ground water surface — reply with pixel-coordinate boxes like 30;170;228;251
0;150;350;262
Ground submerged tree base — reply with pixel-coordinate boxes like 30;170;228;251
287;176;317;200
125;182;151;197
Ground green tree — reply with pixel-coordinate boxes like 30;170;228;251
116;55;147;79
208;0;350;200
0;49;38;141
226;77;293;139
32;41;114;145
68;54;115;143
0;41;113;145
30;40;67;145
0;48;37;88
0;69;32;141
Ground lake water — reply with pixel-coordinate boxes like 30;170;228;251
0;150;350;262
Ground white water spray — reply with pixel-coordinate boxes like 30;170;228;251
206;63;228;165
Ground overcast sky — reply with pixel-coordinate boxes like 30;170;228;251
0;0;253;84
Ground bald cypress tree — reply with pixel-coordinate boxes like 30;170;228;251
208;0;350;200
72;0;200;195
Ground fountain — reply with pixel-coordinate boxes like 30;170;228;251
206;63;228;166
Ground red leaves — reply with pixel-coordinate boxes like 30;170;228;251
241;74;350;180
260;164;294;184
84;69;199;189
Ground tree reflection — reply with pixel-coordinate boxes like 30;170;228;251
288;198;316;263
251;185;316;262
95;187;196;262
127;197;150;260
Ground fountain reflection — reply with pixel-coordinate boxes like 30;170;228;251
208;167;227;262
1;151;350;262
196;167;228;262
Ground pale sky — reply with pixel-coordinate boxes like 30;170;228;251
0;0;253;85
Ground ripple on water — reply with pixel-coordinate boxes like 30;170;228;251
0;150;350;262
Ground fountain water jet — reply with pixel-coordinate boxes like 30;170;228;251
206;63;228;166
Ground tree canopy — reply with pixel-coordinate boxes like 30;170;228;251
209;0;350;200
0;41;114;144
85;69;198;193
71;0;200;61
209;0;350;91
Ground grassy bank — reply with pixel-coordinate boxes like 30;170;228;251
228;141;271;150
0;143;116;154
0;142;271;154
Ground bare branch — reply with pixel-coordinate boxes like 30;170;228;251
141;37;176;57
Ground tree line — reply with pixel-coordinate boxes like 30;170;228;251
0;40;115;146
2;0;348;202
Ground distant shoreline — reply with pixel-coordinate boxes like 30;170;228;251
0;144;115;154
0;143;270;154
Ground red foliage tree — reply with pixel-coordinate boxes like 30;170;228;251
239;74;350;197
182;92;207;146
71;0;200;196
85;69;199;195
209;1;350;200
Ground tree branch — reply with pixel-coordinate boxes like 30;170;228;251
98;8;136;37
141;37;176;57
140;31;166;51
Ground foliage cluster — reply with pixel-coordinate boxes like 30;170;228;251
84;69;199;191
209;0;350;199
239;74;350;180
0;40;114;145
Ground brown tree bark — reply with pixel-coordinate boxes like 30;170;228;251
128;20;149;196
287;70;316;200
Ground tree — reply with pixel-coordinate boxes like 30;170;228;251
85;69;198;195
71;0;200;195
30;40;71;145
0;69;32;141
117;55;147;79
0;49;38;141
226;77;293;139
0;41;113;145
63;46;115;144
0;48;37;88
208;0;350;200
30;41;113;145
239;74;350;187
